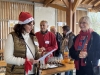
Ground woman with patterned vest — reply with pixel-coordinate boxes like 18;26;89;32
4;12;39;75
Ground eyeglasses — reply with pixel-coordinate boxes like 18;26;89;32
79;22;87;24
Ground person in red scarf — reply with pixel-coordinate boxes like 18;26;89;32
69;16;100;75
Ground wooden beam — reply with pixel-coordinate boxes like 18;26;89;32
43;0;53;6
28;0;43;3
98;9;100;12
88;0;94;5
95;6;100;12
85;0;92;4
66;0;73;31
93;4;100;11
81;0;89;4
88;0;100;5
72;0;82;13
81;0;86;4
62;0;69;8
73;11;76;35
48;4;68;12
94;1;100;6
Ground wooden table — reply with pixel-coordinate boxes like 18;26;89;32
0;60;7;66
0;50;7;66
0;50;3;53
41;63;75;75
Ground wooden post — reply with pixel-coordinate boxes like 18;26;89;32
66;0;73;31
73;10;76;35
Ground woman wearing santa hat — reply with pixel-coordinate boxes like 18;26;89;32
4;12;39;75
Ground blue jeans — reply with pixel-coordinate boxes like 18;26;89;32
65;71;70;75
65;70;73;75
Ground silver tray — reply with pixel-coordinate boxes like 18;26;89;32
40;63;64;70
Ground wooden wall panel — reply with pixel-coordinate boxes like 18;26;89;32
0;1;34;61
57;9;66;22
76;10;87;34
57;9;66;35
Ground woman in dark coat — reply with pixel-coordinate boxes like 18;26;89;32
69;16;100;75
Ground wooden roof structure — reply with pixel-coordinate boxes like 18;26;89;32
2;0;99;32
23;0;100;32
27;0;100;12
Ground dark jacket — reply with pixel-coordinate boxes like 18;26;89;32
61;32;75;55
69;32;100;69
53;32;62;57
68;32;75;49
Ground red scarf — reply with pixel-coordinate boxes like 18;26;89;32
74;28;93;70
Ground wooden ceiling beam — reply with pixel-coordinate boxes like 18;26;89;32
94;1;100;6
85;0;93;4
43;0;54;6
81;0;89;4
48;4;68;12
98;9;100;12
94;6;100;12
62;0;69;8
93;4;100;10
88;0;93;5
28;0;43;3
88;0;100;5
81;0;87;4
91;2;100;12
72;0;82;13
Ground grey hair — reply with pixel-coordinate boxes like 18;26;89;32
50;26;56;30
40;20;48;25
79;16;91;25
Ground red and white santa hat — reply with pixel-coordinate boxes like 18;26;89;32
18;12;34;24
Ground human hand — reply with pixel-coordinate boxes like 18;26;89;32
79;51;87;58
39;47;46;52
42;51;47;56
30;59;39;64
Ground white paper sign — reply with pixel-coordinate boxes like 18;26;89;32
38;49;56;61
57;22;63;26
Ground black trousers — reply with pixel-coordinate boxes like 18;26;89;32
29;74;35;75
76;66;93;75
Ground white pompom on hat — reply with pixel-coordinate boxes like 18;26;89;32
18;12;34;24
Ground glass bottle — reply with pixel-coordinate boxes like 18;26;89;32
64;46;70;63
